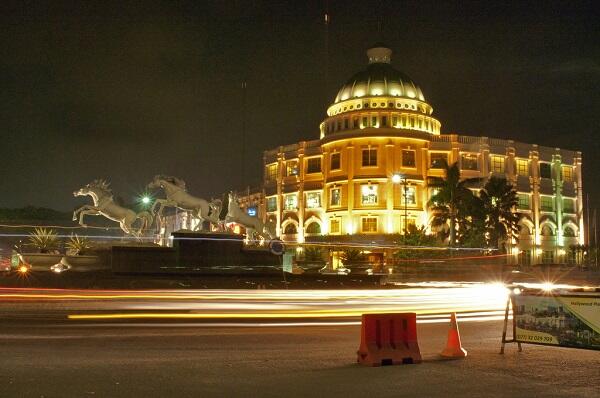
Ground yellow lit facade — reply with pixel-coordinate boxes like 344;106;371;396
253;45;584;265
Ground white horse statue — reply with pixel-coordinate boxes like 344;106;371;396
73;179;153;237
225;191;274;241
147;175;222;231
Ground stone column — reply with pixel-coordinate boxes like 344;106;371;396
574;151;584;245
276;149;284;237
530;145;540;264
346;144;355;234
553;150;564;260
385;141;394;233
297;142;306;243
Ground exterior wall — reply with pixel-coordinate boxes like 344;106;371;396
261;132;583;265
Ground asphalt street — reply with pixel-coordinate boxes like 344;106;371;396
1;320;599;398
0;285;598;397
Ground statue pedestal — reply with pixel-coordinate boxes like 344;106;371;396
111;231;281;275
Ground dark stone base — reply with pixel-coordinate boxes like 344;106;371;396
111;231;281;274
0;271;387;289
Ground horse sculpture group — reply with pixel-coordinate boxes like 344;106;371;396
73;176;274;241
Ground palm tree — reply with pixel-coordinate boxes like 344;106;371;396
479;177;519;251
427;160;482;246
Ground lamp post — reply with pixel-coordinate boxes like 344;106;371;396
392;173;409;234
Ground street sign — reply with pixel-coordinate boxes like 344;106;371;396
282;252;293;273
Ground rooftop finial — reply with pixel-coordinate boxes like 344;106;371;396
367;44;391;64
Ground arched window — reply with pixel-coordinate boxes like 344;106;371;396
519;225;531;236
306;222;321;234
284;223;297;235
541;225;554;236
564;226;576;237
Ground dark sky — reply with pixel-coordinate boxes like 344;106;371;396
2;1;599;212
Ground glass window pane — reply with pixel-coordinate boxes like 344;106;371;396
330;153;340;170
306;158;321;174
539;163;552;179
430;153;447;169
402;150;416;168
361;184;378;205
306;192;321;208
330;188;341;206
284;194;297;210
461;154;478;171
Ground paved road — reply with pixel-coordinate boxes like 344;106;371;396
0;284;598;397
1;320;599;398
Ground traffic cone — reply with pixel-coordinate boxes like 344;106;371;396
440;312;467;358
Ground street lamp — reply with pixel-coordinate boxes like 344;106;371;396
392;173;409;234
141;196;151;205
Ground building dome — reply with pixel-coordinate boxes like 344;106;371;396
333;45;425;104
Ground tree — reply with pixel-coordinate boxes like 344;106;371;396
427;160;482;246
479;177;519;251
393;224;443;260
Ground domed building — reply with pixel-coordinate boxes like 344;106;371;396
253;45;584;265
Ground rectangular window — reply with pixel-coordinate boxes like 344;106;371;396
361;217;378;233
362;148;377;167
266;164;278;181
266;197;277;212
402;186;416;205
518;194;530;210
306;157;321;174
306;192;321;208
344;119;349;129
330;153;341;170
430;153;448;169
284;194;297;210
461;154;478;171
563;198;575;213
491;155;505;173
519;250;532;266
539;163;552;179
361;184;378;205
371;116;377;127
562;166;573;182
329;219;340;234
381;116;387;127
542;250;554;264
353;117;359;128
517;159;528;176
392;116;398;127
330;188;341;206
540;196;553;212
402;150;416;168
286;161;298;177
403;218;416;232
362;117;368;128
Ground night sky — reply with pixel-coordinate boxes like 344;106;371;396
2;1;599;212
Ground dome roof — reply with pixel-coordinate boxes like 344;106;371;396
333;46;425;103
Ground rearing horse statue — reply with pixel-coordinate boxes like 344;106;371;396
225;191;274;241
147;175;222;231
73;179;153;237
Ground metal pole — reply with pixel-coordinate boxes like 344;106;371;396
594;209;598;267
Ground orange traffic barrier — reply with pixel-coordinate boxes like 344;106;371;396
440;312;467;358
357;313;422;366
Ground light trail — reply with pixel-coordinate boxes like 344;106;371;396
1;282;588;326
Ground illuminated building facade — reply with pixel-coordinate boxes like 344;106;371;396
255;45;584;265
